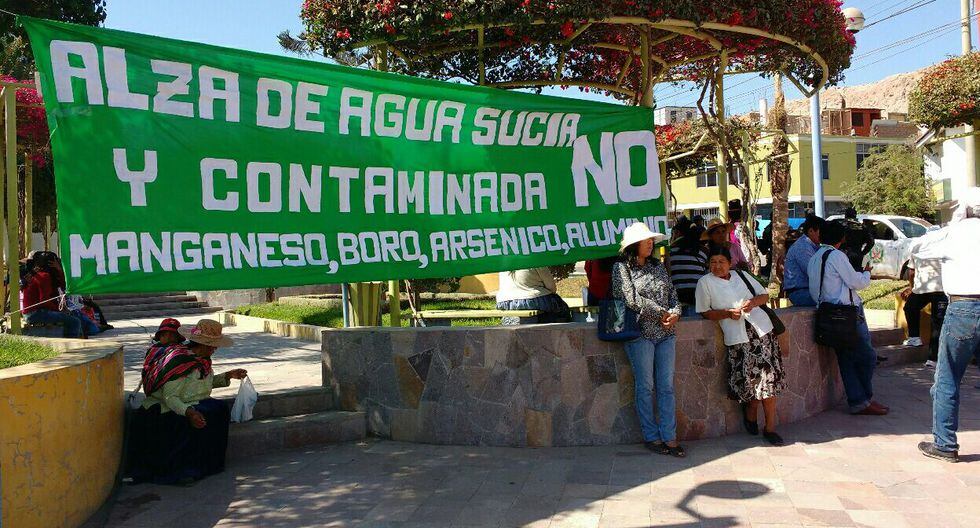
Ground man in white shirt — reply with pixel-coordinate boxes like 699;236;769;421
900;229;947;367
807;222;889;416
915;189;980;463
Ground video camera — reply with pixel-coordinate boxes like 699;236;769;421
832;217;874;273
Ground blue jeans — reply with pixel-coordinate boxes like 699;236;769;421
788;288;817;307
931;300;980;452
625;335;677;443
24;309;83;338
71;309;102;336
834;309;877;413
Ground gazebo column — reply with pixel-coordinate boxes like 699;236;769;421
714;51;729;221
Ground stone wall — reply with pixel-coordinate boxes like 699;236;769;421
192;284;340;310
322;308;844;447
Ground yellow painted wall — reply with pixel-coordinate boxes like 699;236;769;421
0;341;124;528
458;273;499;294
671;135;906;207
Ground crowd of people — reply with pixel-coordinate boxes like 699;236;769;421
593;190;980;462
19;250;111;337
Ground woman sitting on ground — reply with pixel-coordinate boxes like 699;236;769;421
695;247;786;446
127;319;246;485
496;267;571;324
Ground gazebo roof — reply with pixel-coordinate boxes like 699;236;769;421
297;1;855;103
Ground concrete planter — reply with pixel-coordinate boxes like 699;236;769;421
0;339;124;528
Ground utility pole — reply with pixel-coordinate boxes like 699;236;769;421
963;0;977;187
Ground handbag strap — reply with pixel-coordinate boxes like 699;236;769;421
818;248;855;306
734;270;760;296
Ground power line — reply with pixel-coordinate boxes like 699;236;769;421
864;0;938;29
660;2;967;108
853;11;979;59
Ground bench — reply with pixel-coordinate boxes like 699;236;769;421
570;305;599;323
412;309;539;327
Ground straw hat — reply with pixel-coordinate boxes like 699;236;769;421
705;216;731;233
618;223;667;253
179;319;234;348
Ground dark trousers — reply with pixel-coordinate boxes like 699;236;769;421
904;291;948;361
834;310;878;413
126;398;231;485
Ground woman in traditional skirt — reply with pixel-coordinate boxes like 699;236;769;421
695;247;786;446
127;319;247;485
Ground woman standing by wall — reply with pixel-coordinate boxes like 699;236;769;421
695;247;786;445
612;223;685;457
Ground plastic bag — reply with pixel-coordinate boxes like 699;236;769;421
126;390;145;410
230;376;258;423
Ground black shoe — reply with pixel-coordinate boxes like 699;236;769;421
763;431;785;446
644;441;668;454
918;441;958;463
742;404;759;435
665;444;687;458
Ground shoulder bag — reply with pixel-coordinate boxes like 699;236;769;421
734;270;785;335
597;265;642;342
814;249;861;350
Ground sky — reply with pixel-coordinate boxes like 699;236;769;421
103;0;977;114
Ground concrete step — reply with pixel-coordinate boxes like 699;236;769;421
92;292;186;301
216;387;334;420
102;301;211;314
103;306;223;320
877;344;930;368
870;327;905;348
227;411;365;460
97;295;199;307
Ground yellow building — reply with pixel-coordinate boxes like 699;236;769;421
670;134;908;219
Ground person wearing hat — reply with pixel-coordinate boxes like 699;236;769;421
706;217;749;271
611;222;686;457
152;318;184;346
127;319;246;485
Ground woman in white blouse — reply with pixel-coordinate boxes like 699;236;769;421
695;246;786;446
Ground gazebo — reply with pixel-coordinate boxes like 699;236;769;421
295;1;855;219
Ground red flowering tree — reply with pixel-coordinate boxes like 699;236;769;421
909;52;980;131
295;0;854;102
1;76;49;164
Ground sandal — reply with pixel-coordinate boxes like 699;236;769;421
644;441;669;454
665;444;687;458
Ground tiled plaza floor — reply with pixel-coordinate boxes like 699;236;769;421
99;315;323;396
91;364;980;528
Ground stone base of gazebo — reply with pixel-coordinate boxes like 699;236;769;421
321;308;845;447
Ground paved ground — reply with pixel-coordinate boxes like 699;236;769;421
97;315;322;397
91;363;980;528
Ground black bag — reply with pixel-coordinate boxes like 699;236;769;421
597;298;642;342
597;265;642;342
734;270;785;336
814;249;862;350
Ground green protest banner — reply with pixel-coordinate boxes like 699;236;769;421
23;17;666;294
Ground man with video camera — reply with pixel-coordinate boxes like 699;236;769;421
836;207;875;274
